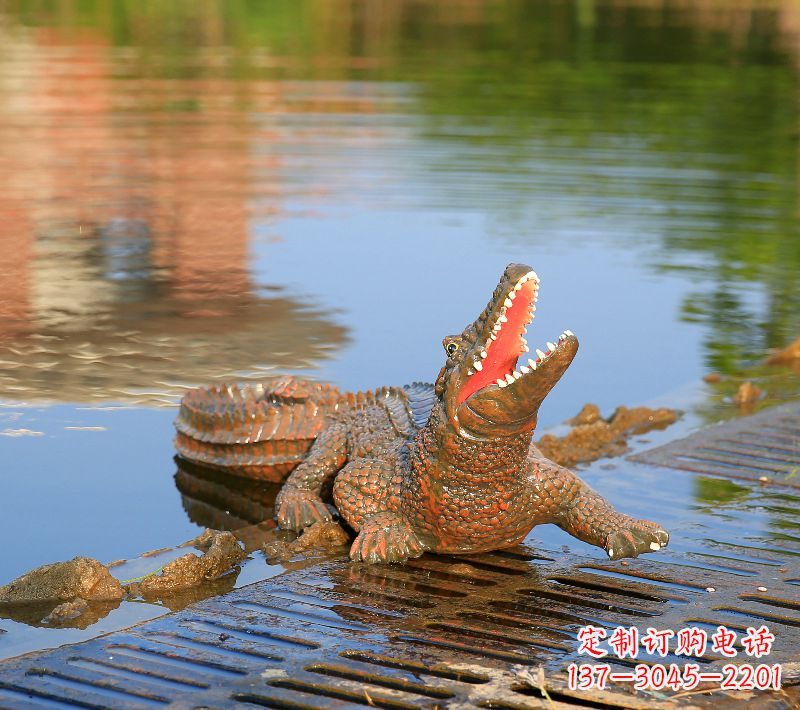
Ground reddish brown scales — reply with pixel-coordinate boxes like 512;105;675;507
179;264;669;564
273;264;669;564
174;376;340;481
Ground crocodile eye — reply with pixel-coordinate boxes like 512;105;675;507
446;342;459;356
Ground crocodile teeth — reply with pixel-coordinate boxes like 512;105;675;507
565;329;574;336
546;342;557;352
473;270;550;382
520;365;530;374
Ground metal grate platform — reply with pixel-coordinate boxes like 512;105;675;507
2;405;800;708
1;548;798;707
630;402;800;488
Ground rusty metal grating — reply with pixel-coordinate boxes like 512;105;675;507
2;405;800;708
630;402;800;488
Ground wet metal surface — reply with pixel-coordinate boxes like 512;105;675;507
631;402;800;489
3;0;800;592
2;403;800;707
0;543;797;708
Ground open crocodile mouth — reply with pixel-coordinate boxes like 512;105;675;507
457;269;575;405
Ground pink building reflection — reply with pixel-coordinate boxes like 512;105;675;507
0;24;347;402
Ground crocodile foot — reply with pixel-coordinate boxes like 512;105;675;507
350;512;425;564
605;518;669;560
275;485;332;532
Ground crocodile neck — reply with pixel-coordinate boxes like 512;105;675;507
409;402;532;490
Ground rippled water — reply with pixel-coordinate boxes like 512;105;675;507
1;1;799;586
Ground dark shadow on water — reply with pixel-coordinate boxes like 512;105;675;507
0;600;121;630
0;217;349;404
175;456;282;531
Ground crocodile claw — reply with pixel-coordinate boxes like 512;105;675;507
275;485;332;532
350;513;425;564
605;519;669;561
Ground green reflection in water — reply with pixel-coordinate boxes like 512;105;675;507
4;1;800;385
693;475;750;507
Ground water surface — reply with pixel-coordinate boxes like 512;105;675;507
1;1;799;593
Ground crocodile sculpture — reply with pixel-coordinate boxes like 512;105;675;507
175;264;669;564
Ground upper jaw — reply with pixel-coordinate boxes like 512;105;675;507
453;265;540;407
465;269;540;383
442;263;579;435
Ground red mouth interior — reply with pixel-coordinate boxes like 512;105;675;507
457;281;536;404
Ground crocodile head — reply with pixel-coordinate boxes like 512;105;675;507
434;263;578;438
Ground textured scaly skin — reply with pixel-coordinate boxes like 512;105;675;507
174;376;341;481
177;264;668;563
277;382;667;563
274;264;669;564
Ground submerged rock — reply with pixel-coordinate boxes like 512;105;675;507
125;531;246;598
0;598;120;629
537;403;678;469
0;557;124;604
733;381;763;405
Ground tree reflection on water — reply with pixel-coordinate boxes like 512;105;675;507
0;0;798;404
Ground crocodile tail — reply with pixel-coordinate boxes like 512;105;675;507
174;376;341;481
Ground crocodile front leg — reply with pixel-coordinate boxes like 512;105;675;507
538;458;669;560
333;459;427;563
275;423;348;531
